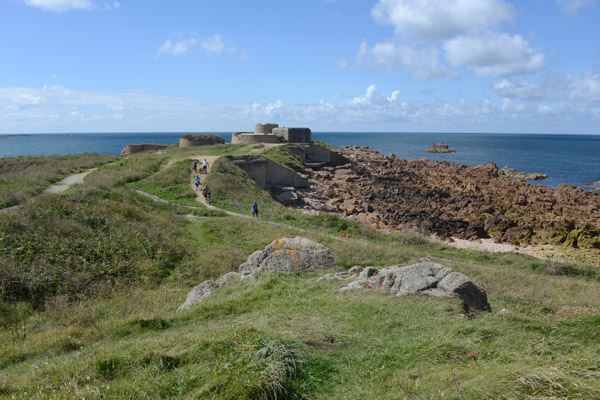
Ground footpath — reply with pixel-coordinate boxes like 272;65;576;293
0;168;99;214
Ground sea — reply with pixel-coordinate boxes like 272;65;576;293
1;132;599;190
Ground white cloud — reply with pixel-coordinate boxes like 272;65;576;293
157;35;237;57
387;90;401;102
354;0;546;80
371;0;514;42
358;39;456;80
21;0;124;12
201;35;235;55
444;32;546;76
501;98;526;113
556;0;597;15
157;39;196;56
1;84;598;134
334;58;348;69
493;71;600;103
350;85;401;105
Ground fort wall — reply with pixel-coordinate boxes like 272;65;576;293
120;143;169;156
179;134;225;147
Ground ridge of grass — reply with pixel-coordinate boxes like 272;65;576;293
0;153;115;209
2;146;600;398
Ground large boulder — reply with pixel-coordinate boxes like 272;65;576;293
178;237;336;311
340;261;491;311
239;237;336;276
176;272;241;312
176;280;219;312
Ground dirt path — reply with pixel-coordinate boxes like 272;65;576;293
44;169;97;194
187;155;251;218
1;168;98;213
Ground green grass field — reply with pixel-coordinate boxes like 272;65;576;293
1;145;599;399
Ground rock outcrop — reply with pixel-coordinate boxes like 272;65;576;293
502;168;548;181
239;236;336;278
299;146;600;250
340;261;491;312
177;237;336;311
426;143;456;153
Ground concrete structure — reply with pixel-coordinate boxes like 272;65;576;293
254;123;279;134
231;122;311;144
231;157;308;189
231;132;282;144
179;134;225;148
272;127;311;143
121;143;169;156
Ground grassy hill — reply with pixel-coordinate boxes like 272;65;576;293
1;144;600;399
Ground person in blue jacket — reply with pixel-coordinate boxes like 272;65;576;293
251;201;259;218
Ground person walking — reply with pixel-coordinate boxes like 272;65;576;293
251;201;259;218
202;159;208;173
193;160;198;172
203;184;210;200
194;176;201;190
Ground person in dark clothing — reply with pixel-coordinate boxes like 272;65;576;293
251;201;259;218
193;160;198;172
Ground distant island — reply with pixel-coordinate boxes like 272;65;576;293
426;142;456;153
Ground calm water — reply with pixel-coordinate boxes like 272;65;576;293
1;132;599;189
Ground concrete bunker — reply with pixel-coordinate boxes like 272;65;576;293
231;122;312;144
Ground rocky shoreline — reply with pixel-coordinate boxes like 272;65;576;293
297;146;600;254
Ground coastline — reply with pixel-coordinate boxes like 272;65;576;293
297;145;600;264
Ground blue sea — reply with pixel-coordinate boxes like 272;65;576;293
1;132;599;189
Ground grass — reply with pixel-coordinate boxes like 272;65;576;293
2;147;600;398
130;159;199;206
261;144;306;171
0;153;115;209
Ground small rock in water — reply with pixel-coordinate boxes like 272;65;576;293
426;142;456;153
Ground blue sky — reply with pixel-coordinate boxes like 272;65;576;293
0;0;599;133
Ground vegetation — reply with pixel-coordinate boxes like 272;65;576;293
262;144;306;171
0;153;115;209
1;145;600;399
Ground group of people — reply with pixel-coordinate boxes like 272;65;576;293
192;159;209;173
193;176;211;203
192;159;259;216
193;159;211;204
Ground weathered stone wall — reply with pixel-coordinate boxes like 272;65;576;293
179;134;225;148
231;132;282;144
120;143;169;156
272;127;311;143
232;157;308;189
254;123;279;134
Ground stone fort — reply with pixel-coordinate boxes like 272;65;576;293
231;123;311;144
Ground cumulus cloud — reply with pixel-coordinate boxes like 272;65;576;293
493;71;600;103
157;39;194;56
22;0;118;12
444;32;546;76
1;84;598;134
157;35;237;57
351;0;546;80
334;58;348;69
357;39;456;80
350;85;402;105
556;0;597;15
23;0;93;12
371;0;514;42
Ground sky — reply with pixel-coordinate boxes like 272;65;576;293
0;0;599;134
